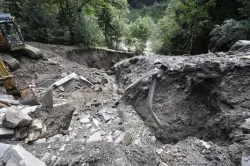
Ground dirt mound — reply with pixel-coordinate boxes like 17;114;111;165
114;50;250;165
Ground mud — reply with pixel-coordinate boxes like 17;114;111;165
1;42;250;165
114;50;250;165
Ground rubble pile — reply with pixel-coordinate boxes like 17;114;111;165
0;42;249;165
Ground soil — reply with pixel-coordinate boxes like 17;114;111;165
1;42;250;166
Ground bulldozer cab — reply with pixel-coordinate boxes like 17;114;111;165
0;13;25;51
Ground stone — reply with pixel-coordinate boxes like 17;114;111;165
240;118;250;133
115;131;132;146
113;130;123;139
80;115;91;124
87;131;102;143
158;161;168;166
113;158;127;166
58;86;65;92
0;127;14;138
156;149;164;155
92;118;101;128
0;143;46;166
3;109;33;129
41;152;52;165
34;138;46;144
230;40;250;51
101;112;111;122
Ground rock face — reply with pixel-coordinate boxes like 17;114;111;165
114;50;250;164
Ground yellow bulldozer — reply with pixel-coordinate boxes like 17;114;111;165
0;13;40;106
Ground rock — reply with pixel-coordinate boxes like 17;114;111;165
113;130;123;139
230;40;250;51
60;72;67;78
242;150;250;166
80;115;91;124
115;131;132;145
31;103;75;138
2;109;33;129
92;118;101;128
58;86;65;92
0;143;46;166
240;118;250;133
101;112;111;122
94;85;102;92
113;158;127;166
41;152;52;165
87;131;102;143
34;138;47;144
156;149;164;155
0;127;14;138
158;161;168;166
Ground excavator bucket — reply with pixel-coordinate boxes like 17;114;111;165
0;58;39;106
19;87;39;106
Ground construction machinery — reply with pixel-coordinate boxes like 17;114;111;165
0;13;41;106
0;13;42;70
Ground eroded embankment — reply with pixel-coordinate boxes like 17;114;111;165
114;50;250;164
66;48;135;70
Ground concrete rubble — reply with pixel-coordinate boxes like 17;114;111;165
0;143;46;166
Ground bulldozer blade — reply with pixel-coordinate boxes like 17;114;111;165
19;87;40;106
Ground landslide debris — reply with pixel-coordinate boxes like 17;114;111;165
0;42;250;165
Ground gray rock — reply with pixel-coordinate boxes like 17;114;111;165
41;152;52;165
3;109;33;129
0;127;14;138
240;118;250;133
115;131;132;145
92;118;101;128
101;112;111;122
58;86;65;92
80;115;91;124
113;130;123;140
87;131;102;143
0;143;46;166
113;158;127;166
158;161;168;166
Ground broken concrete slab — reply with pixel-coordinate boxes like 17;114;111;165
2;109;33;129
115;131;132;146
0;143;46;166
0;127;14;138
87;131;102;143
53;72;79;87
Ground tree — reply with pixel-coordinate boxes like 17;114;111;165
97;0;128;49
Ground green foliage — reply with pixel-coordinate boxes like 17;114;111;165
238;0;250;18
209;19;250;52
72;15;104;46
150;0;179;53
129;16;155;52
96;0;128;48
2;0;129;48
128;2;168;22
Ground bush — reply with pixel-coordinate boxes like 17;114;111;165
209;19;250;52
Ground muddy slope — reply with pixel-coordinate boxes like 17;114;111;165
114;50;250;164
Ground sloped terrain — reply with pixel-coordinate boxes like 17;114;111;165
0;43;250;165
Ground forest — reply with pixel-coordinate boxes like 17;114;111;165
0;0;249;55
